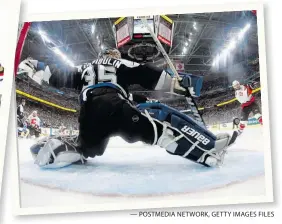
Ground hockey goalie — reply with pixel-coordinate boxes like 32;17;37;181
26;48;239;169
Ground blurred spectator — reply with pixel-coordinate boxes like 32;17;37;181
16;97;78;129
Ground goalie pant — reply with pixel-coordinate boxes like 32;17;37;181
32;84;236;168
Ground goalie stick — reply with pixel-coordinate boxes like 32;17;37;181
141;18;206;127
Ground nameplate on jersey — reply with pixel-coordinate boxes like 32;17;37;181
92;58;122;69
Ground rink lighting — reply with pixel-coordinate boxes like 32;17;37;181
38;29;74;67
221;49;229;57
212;55;220;67
238;31;244;40
243;23;251;32
52;48;75;67
238;23;251;40
91;24;95;34
212;22;251;67
227;39;236;51
183;47;187;53
38;30;52;44
185;42;188;46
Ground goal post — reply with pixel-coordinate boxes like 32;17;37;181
14;22;31;75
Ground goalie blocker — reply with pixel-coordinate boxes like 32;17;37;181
30;99;238;169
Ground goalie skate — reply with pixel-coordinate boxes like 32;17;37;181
204;130;239;167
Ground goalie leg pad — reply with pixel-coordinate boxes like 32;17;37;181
138;103;223;166
155;120;216;166
31;137;84;168
139;103;239;166
156;121;238;166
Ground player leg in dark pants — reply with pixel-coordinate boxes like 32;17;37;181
239;101;262;133
239;106;251;132
77;87;163;159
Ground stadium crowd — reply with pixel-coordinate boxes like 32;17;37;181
16;97;78;129
16;74;79;110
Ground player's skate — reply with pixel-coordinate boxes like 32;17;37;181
30;135;86;168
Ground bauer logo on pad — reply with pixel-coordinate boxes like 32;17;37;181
181;125;210;145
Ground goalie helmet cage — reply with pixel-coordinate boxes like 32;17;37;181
14;22;31;75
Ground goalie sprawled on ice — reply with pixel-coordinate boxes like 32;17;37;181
27;48;238;169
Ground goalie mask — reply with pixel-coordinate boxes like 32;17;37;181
99;48;121;59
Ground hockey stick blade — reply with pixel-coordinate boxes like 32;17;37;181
228;131;239;146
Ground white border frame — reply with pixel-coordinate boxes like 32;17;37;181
13;2;273;215
0;0;22;198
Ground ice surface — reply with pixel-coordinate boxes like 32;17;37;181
18;128;265;197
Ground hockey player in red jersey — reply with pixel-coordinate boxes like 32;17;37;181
27;110;41;137
232;80;262;134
